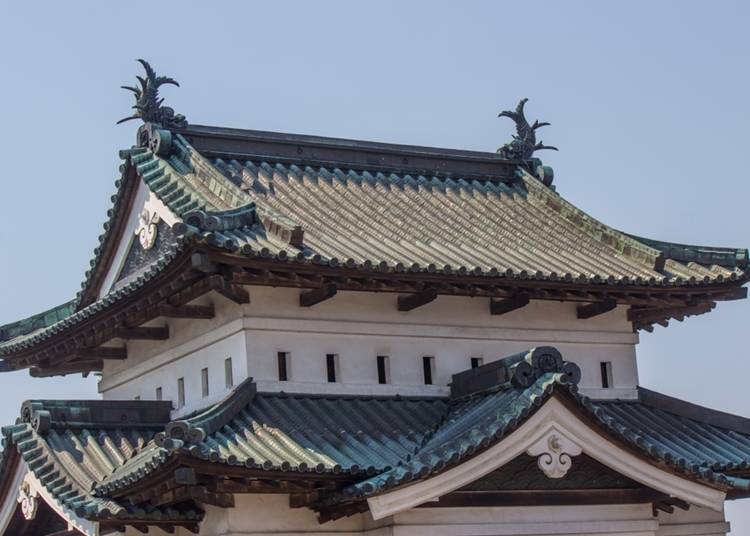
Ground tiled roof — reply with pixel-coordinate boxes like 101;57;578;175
95;382;447;495
70;127;750;310
1;127;747;361
0;400;202;525
6;352;750;522
341;374;750;500
183;150;747;285
0;246;183;355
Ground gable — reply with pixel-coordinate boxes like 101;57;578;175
97;180;179;299
365;396;727;519
462;453;640;492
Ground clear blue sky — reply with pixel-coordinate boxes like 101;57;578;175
1;0;748;529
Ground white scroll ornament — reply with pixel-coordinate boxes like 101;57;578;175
136;208;160;250
17;480;38;520
526;431;582;479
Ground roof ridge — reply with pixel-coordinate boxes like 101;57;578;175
19;399;172;431
156;377;257;446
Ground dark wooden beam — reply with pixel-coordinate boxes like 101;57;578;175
209;275;250;304
151;485;234;508
30;360;103;377
300;283;338;307
628;302;715;324
157;303;215;319
577;298;617;319
490;293;530;315
719;286;748;301
398;288;438;311
72;346;127;360
290;491;320;508
421;488;664;508
115;326;169;340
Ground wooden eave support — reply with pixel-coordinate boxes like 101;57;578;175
72;346;127;360
627;301;715;324
209;274;250;304
398;288;438;311
490;293;530;315
151;485;234;508
577;298;617;319
157;303;215;319
300;283;338;307
115;326;169;340
30;359;103;377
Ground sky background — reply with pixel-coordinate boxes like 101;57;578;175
0;0;748;530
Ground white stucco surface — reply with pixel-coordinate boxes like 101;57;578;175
100;285;640;412
111;500;729;535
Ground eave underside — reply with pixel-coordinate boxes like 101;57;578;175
2;126;749;373
0;244;746;375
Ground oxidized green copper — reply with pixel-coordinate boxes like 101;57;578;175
497;98;557;160
117;59;187;128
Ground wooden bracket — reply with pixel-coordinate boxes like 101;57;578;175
209;274;250;304
628;302;715;324
72;346;127;360
157;304;215;319
577;298;617;319
30;360;103;377
115;326;170;340
490;293;530;316
300;283;338;307
398;288;438;311
190;252;218;274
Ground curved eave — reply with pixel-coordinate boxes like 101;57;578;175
624;232;749;270
0;236;747;372
0;422;203;526
335;380;750;506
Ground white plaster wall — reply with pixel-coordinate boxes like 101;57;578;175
101;285;640;413
656;505;730;535
112;499;727;535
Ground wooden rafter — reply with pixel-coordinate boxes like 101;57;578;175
300;283;338;307
208;274;250;304
5;247;745;374
577;298;617;319
71;346;127;360
490;293;530;316
628;302;715;324
157;304;215;319
115;326;169;340
398;288;438;311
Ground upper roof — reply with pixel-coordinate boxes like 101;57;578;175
0;60;746;373
3;348;750;531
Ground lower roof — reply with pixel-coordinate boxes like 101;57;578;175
2;348;750;531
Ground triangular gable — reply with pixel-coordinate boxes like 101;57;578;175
96;180;180;299
365;395;727;519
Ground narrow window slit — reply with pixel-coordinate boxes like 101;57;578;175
326;354;337;383
377;355;389;384
278;352;289;381
601;361;613;388
423;356;434;385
